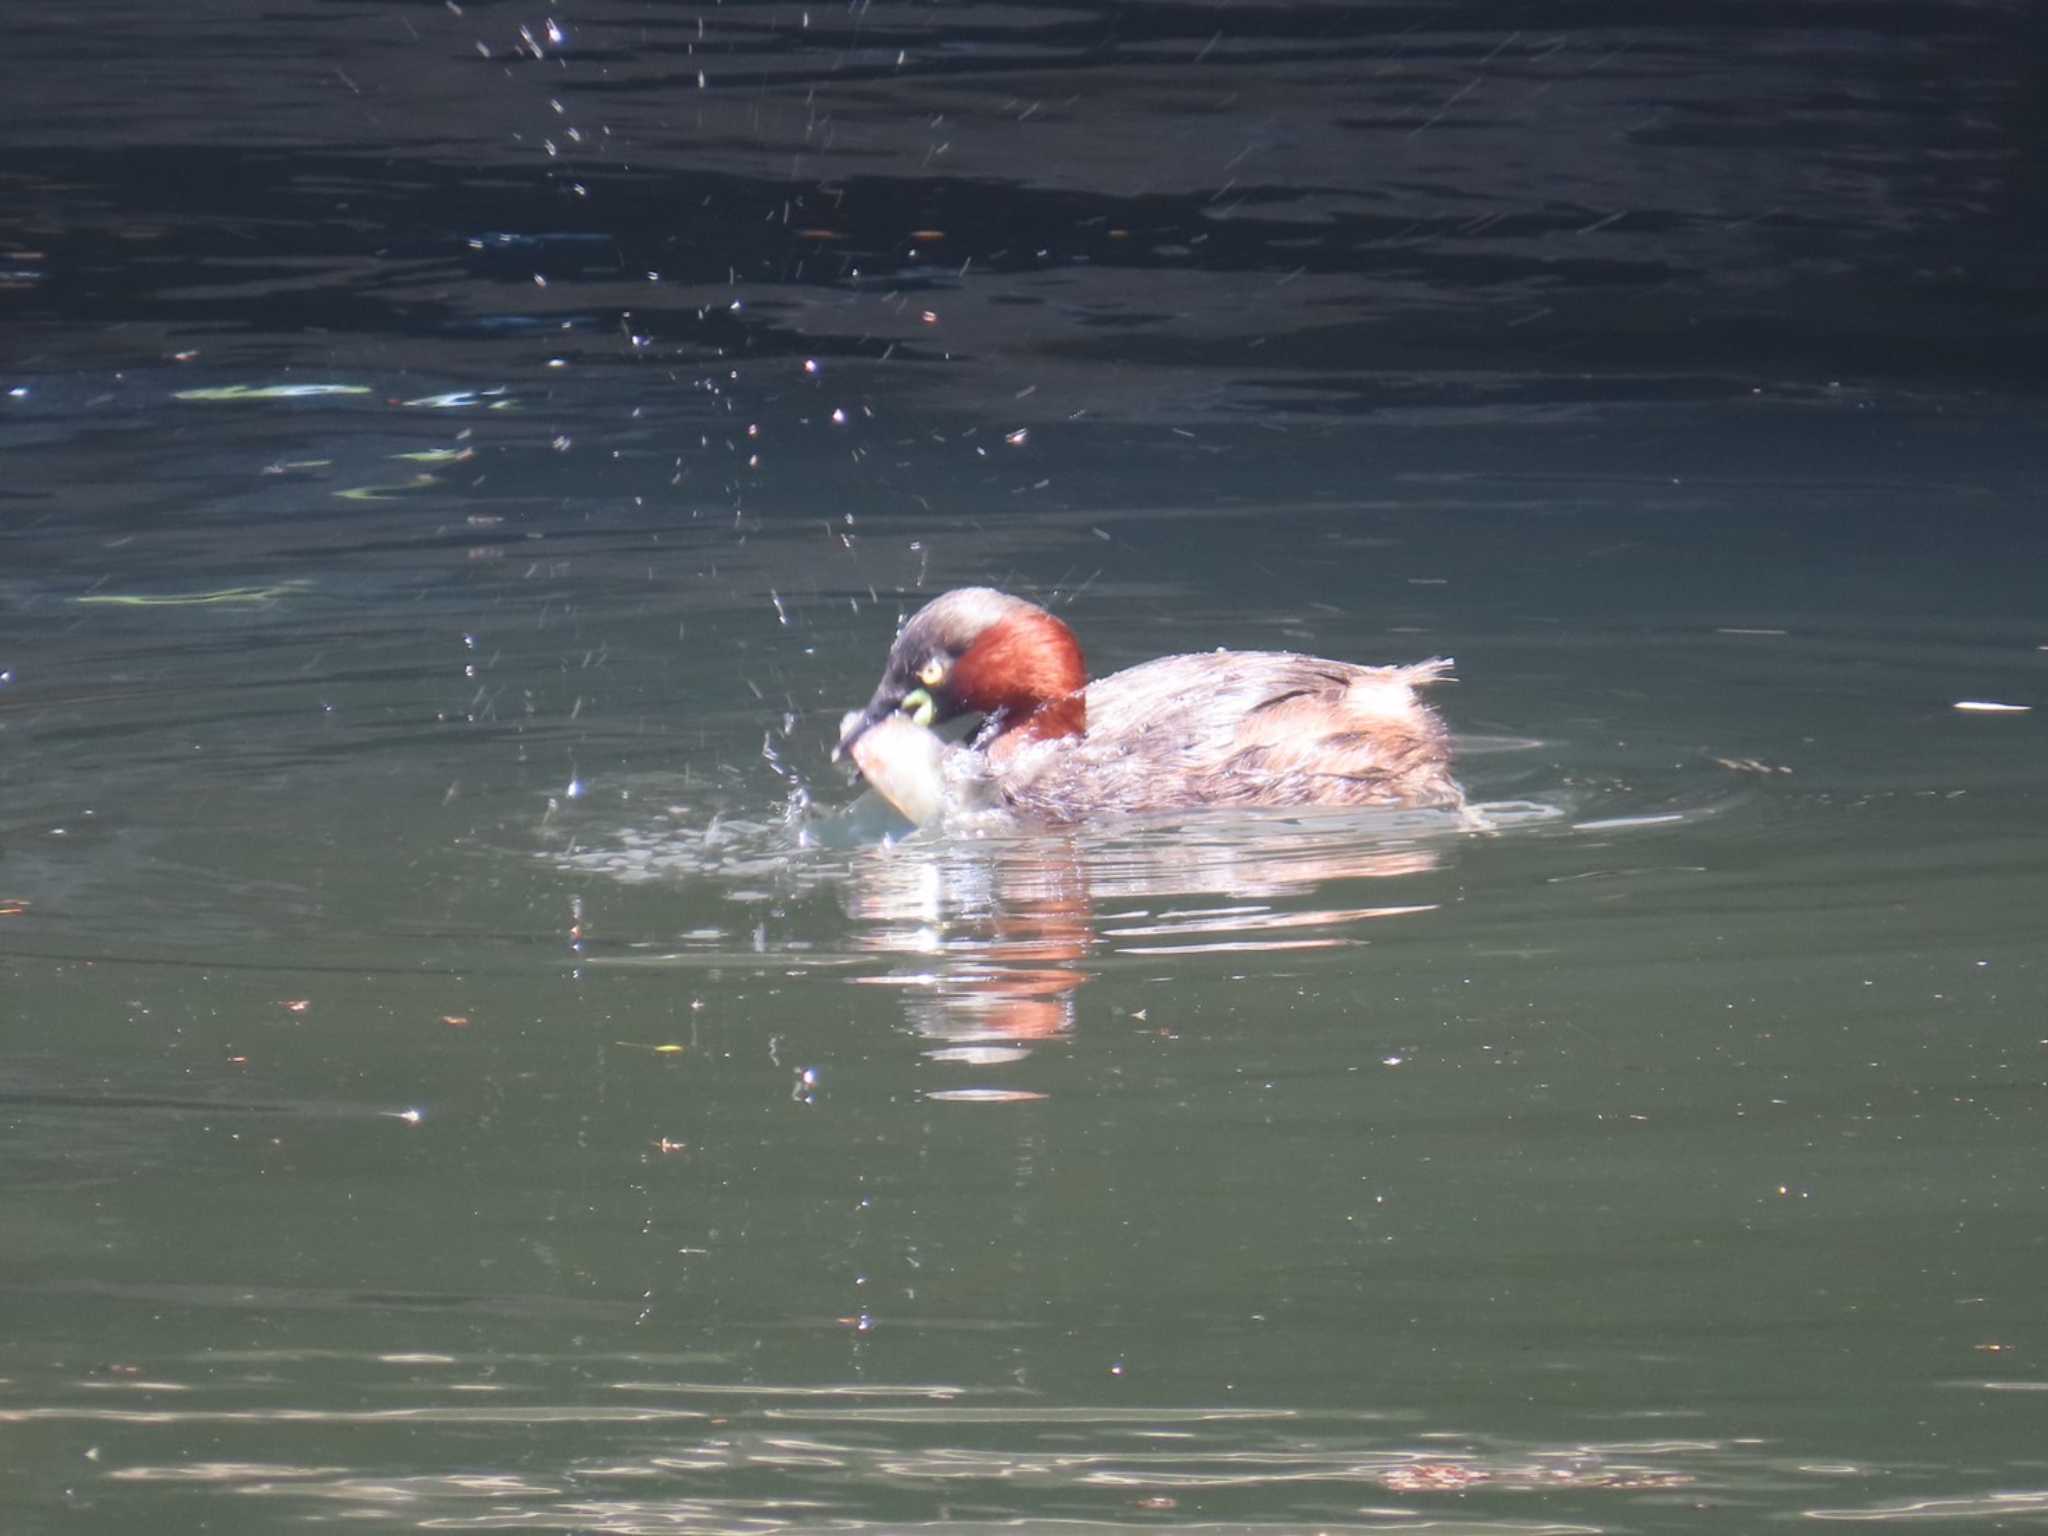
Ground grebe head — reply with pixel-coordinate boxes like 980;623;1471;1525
835;587;1088;760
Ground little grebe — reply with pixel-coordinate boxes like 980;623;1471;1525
836;588;1463;821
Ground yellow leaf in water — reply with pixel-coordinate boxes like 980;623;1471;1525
335;474;439;501
174;383;371;401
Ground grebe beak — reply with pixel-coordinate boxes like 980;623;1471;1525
833;688;938;764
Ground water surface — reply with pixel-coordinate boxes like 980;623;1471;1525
5;3;2046;1531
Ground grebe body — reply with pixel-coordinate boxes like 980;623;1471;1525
837;588;1462;822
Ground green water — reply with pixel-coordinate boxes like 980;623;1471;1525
4;391;2046;1533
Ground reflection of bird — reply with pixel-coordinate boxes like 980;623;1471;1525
837;588;1463;821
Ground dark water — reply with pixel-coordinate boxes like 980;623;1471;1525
5;3;2047;1532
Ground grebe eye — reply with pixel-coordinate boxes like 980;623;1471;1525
916;656;947;688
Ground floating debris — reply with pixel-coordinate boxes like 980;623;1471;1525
401;388;513;410
174;383;371;402
335;474;439;501
1572;812;1689;831
1711;756;1793;774
75;582;309;607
